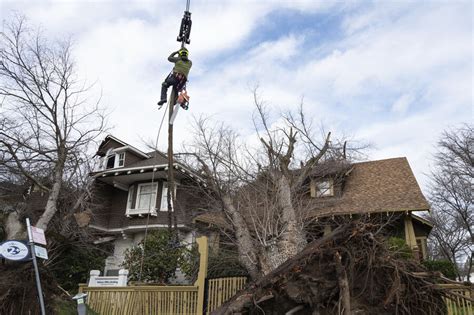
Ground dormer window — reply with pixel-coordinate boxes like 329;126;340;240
311;179;334;198
117;152;125;167
104;150;126;169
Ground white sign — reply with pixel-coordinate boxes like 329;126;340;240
31;226;47;245
34;245;48;260
88;269;128;287
0;241;30;261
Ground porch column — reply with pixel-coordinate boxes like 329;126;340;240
404;214;418;250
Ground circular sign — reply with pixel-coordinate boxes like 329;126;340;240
0;241;30;261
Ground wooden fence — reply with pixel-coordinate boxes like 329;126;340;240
79;285;199;315
438;284;473;315
205;276;248;314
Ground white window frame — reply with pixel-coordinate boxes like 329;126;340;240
102;149;126;170
160;182;177;211
126;183;158;216
115;152;125;168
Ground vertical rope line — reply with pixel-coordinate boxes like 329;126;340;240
138;101;168;282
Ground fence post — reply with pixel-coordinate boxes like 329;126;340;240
194;236;208;315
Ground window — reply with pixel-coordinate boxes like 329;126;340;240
126;183;158;216
117;152;125;167
160;182;176;211
104;150;126;169
106;154;115;169
136;183;158;210
315;179;334;197
127;185;135;210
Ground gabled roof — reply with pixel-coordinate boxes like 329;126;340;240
309;157;430;217
195;157;430;226
96;135;149;158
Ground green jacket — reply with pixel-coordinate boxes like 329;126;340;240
168;51;192;78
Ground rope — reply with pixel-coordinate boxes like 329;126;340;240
138;100;169;282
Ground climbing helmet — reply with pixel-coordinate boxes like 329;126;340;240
178;48;189;57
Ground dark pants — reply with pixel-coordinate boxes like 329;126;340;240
160;72;187;102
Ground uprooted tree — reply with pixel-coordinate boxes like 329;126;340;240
182;91;366;279
214;220;448;315
0;16;106;235
428;124;473;281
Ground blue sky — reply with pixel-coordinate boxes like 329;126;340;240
0;0;472;191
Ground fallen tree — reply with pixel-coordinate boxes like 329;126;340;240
214;221;447;315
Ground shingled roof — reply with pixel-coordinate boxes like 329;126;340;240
194;157;430;226
309;157;429;217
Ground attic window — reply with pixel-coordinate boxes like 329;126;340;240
117;152;125;167
105;152;126;169
311;179;334;198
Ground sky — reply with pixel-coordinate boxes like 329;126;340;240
0;0;472;192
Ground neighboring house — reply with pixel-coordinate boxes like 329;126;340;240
195;157;433;260
88;135;205;276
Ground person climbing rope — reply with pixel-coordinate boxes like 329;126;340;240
157;47;192;106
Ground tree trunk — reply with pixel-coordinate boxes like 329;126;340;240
276;176;306;259
35;156;65;231
334;251;351;315
5;211;25;239
222;195;261;280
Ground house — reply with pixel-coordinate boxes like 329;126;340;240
195;157;433;260
88;135;206;275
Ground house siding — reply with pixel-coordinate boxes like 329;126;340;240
123;152;143;167
91;179;201;231
97;139;124;156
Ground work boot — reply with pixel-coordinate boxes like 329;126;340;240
158;86;168;106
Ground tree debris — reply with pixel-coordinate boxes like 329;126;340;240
213;221;446;315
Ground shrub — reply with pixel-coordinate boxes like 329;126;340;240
207;248;249;278
121;230;195;283
387;237;414;259
423;259;457;280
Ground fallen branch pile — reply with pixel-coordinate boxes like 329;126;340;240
214;221;446;315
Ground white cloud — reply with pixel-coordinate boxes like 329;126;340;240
0;0;471;193
391;93;415;114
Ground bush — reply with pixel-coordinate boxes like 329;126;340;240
50;241;109;293
423;259;457;280
387;237;413;259
121;230;195;283
207;249;249;278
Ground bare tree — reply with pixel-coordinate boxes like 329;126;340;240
181;91;363;278
0;16;106;234
428;124;473;281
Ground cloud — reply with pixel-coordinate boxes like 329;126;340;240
0;0;471;193
391;93;415;115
